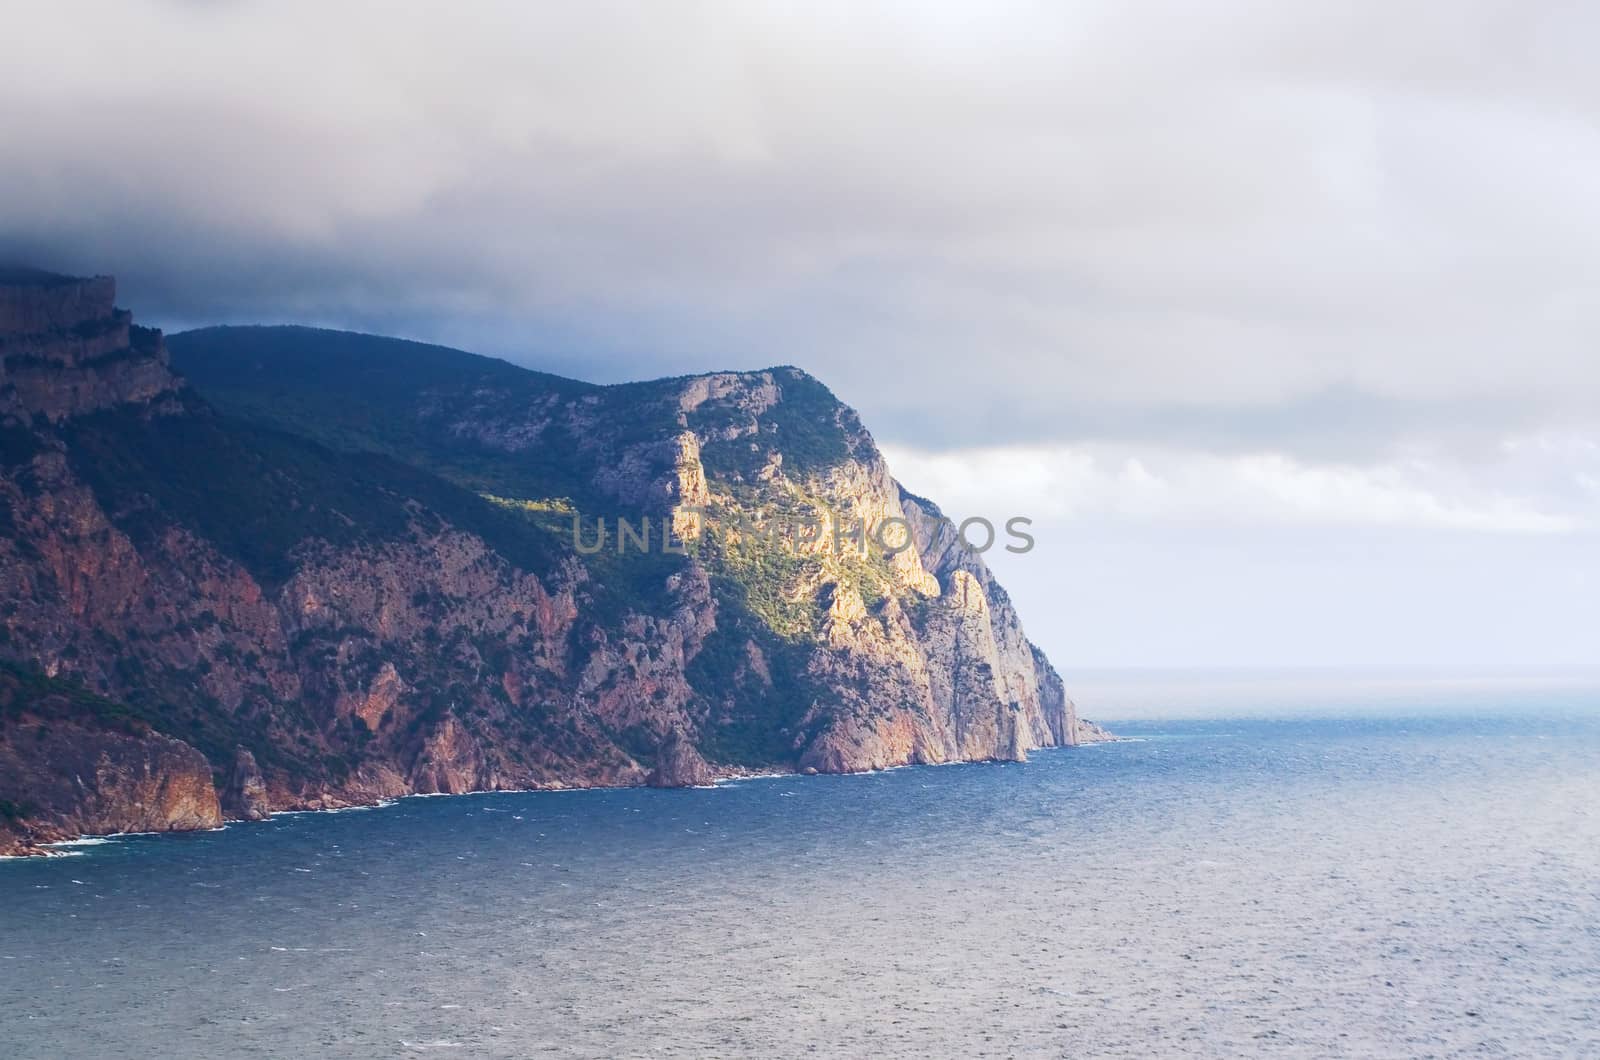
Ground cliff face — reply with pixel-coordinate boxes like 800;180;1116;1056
0;664;223;852
175;330;1112;767
0;269;180;424
0;277;1106;855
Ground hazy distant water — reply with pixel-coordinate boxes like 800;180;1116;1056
4;673;1600;1058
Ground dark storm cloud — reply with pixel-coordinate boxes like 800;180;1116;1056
4;0;1600;459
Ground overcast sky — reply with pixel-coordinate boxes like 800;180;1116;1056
4;0;1596;668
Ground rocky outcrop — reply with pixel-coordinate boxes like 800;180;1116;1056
223;747;272;821
0;665;223;855
0;269;117;334
0;277;1109;853
900;491;1085;754
0;270;181;423
648;365;1094;773
648;728;714;787
6;724;222;843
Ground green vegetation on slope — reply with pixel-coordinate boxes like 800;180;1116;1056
481;494;688;626
61;393;569;590
0;652;302;779
169;326;658;509
0;659;159;736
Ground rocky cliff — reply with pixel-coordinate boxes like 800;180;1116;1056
0;273;1107;855
0;661;225;850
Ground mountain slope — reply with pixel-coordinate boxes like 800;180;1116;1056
0;276;1103;855
173;325;1110;763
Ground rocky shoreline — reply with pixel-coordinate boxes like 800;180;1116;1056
1;734;1118;858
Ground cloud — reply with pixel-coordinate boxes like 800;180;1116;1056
882;435;1600;667
4;1;1597;664
881;435;1597;533
3;0;1599;466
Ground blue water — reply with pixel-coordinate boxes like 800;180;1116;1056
4;674;1599;1057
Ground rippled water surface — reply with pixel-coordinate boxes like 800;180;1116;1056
4;674;1599;1057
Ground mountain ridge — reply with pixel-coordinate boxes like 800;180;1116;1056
0;273;1107;856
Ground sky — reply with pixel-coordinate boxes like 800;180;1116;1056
3;0;1597;667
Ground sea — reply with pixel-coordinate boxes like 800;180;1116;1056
3;669;1598;1058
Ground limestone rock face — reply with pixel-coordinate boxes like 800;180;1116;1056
0;668;223;855
224;747;273;821
0;270;181;423
653;365;1098;774
0;277;1110;851
0;270;117;334
648;728;714;787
